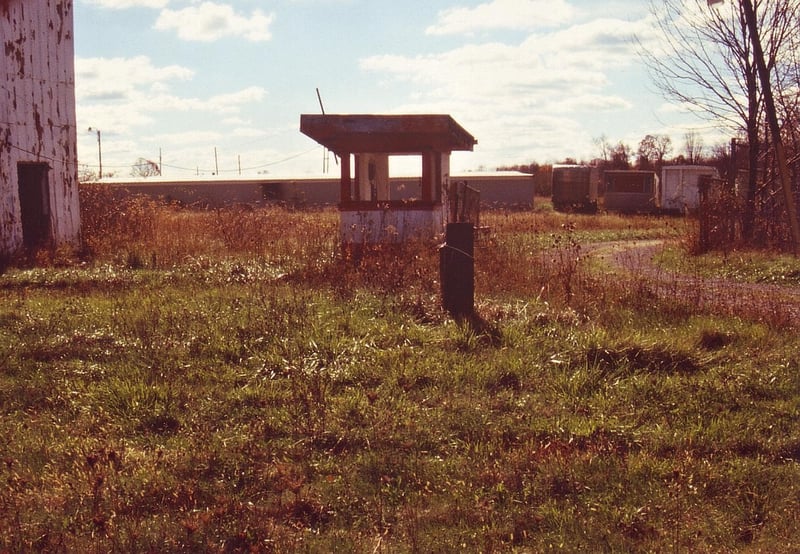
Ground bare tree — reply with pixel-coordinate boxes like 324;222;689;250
78;164;98;183
683;130;705;163
593;134;612;164
640;0;800;242
637;134;673;171
131;158;161;178
610;142;633;170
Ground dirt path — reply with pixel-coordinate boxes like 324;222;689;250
587;239;800;327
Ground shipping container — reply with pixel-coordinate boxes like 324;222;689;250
551;165;598;212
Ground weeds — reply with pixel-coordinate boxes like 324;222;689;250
0;193;798;551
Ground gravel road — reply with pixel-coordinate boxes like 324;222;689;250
588;240;800;327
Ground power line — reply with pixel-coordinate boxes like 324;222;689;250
159;146;320;174
1;137;76;167
2;125;321;174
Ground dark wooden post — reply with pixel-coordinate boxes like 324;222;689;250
340;152;351;204
698;175;710;253
440;222;474;319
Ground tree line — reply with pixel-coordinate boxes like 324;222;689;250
505;0;800;252
498;130;728;197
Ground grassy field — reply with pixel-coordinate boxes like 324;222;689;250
1;190;799;552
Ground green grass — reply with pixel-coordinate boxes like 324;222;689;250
657;245;800;286
1;195;799;552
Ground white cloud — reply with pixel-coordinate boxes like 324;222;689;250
115;86;267;119
76;56;194;102
426;0;575;36
363;14;650;113
76;55;267;151
541;17;645;68
82;0;169;8
361;40;609;113
153;130;224;145
154;2;275;42
231;127;271;139
207;87;268;111
554;94;633;113
361;13;656;166
221;116;248;126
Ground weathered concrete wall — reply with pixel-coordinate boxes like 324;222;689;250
1;0;80;255
340;207;447;245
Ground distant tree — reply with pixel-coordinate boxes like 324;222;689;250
637;134;673;171
593;134;612;164
532;164;552;196
709;140;735;184
131;158;160;178
78;165;97;183
609;142;632;169
497;162;540;174
683;130;705;164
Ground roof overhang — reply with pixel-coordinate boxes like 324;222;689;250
300;114;477;154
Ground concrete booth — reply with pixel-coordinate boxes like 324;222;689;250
300;114;477;245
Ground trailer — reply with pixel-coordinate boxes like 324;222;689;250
660;165;718;214
551;165;598;213
603;170;659;213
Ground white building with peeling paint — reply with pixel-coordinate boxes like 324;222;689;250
1;0;81;256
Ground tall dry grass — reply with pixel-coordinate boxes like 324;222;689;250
78;184;450;320
80;186;761;328
77;187;695;319
79;184;340;269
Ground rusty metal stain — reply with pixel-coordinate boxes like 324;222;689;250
4;38;25;76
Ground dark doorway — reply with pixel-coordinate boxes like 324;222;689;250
17;163;52;248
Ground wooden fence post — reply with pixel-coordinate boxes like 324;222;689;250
440;222;474;319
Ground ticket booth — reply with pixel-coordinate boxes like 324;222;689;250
300;114;476;245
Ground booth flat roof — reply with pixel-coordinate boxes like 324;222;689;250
300;114;477;154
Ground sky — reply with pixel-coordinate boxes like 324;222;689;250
73;0;728;179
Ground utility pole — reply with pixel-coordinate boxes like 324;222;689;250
88;127;102;179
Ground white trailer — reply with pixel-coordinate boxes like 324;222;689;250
660;165;718;213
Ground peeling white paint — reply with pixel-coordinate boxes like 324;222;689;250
340;206;448;245
1;0;80;255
